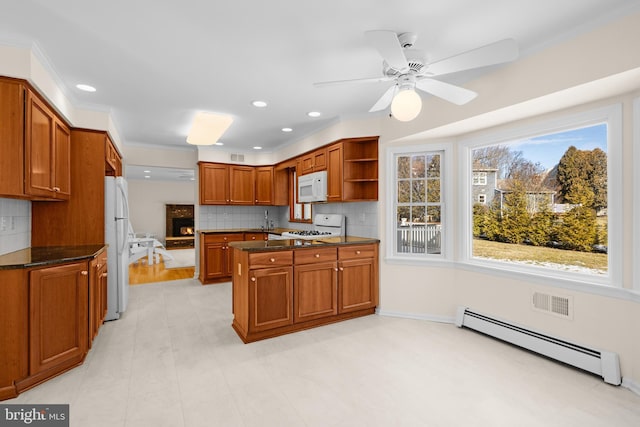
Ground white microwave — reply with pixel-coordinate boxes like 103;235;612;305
298;170;327;203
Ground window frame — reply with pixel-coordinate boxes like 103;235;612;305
386;141;454;264
634;97;640;292
458;104;623;290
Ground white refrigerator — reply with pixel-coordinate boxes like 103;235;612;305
105;176;130;320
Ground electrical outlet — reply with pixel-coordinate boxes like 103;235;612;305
0;216;7;232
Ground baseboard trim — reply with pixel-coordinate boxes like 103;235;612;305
376;309;455;324
622;377;640;396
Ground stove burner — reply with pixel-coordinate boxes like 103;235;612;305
289;230;332;236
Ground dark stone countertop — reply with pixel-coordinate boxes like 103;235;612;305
0;245;106;270
199;227;297;235
228;236;380;253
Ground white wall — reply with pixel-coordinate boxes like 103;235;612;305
127;180;195;242
376;11;640;391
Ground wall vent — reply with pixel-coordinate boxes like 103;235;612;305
532;291;573;319
230;153;245;162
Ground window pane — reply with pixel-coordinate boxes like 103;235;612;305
397;181;410;203
411;155;425;178
411;206;425;224
397;207;410;225
426;179;440;202
427;206;441;224
471;123;608;276
397;156;410;179
412;180;425;202
427;154;440;177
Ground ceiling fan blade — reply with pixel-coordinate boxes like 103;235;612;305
314;76;393;87
365;30;409;72
415;78;477;105
427;38;518;76
369;85;398;112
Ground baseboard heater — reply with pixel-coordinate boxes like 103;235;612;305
455;307;621;385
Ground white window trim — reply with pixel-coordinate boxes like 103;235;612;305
473;172;487;185
634;97;640;292
458;104;623;290
385;141;454;265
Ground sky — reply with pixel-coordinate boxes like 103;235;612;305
505;123;607;170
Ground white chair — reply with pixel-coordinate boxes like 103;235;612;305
128;224;174;265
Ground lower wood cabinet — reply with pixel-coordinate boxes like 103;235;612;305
199;232;245;284
27;262;89;379
232;242;378;343
0;247;106;401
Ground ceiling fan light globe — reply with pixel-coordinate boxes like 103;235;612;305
391;89;422;121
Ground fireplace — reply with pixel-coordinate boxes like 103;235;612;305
165;204;195;248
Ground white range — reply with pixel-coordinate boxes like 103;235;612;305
281;214;345;240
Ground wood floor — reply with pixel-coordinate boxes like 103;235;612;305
129;254;195;285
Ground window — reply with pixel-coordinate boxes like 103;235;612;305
389;145;450;259
289;169;312;222
473;172;487;185
461;105;622;288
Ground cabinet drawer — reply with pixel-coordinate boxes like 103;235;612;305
294;247;337;265
203;233;243;244
249;251;293;269
338;244;375;260
245;232;267;241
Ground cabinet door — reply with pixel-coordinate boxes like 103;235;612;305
0;79;26;197
338;258;376;313
203;243;226;279
229;166;255;205
224;235;245;275
52;119;71;199
25;92;55;198
88;257;99;346
250;267;293;332
29;262;88;376
327;143;343;202
199;163;229;204
294;262;338;323
254;166;274;205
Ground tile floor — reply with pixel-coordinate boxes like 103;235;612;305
7;278;640;426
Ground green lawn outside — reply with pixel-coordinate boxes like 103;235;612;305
473;238;607;273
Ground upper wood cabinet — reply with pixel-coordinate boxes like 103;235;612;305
229;165;255;205
254;166;274;205
326;143;343;202
0;78;71;201
32;129;110;246
105;136;122;176
340;136;379;202
299;148;327;175
199;162;260;205
199;163;230;204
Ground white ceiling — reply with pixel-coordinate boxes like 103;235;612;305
1;0;639;152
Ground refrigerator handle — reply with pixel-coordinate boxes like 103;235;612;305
118;182;130;254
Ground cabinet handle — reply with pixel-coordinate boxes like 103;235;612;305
269;258;275;262
251;277;256;282
102;272;108;278
356;250;361;255
339;267;344;271
53;187;60;192
81;270;88;276
255;199;258;202
252;236;256;240
334;268;338;272
96;263;101;268
314;253;320;258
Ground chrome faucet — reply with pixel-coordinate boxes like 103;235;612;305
264;210;269;231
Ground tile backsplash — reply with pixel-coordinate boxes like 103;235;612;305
198;202;378;238
0;198;31;255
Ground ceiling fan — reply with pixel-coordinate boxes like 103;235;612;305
315;31;519;121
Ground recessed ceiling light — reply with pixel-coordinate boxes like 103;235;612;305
251;100;268;108
76;84;96;92
307;111;321;118
144;175;151;179
253;146;262;150
281;127;293;132
143;170;151;173
215;142;224;146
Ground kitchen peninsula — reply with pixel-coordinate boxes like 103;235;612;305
229;237;379;343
